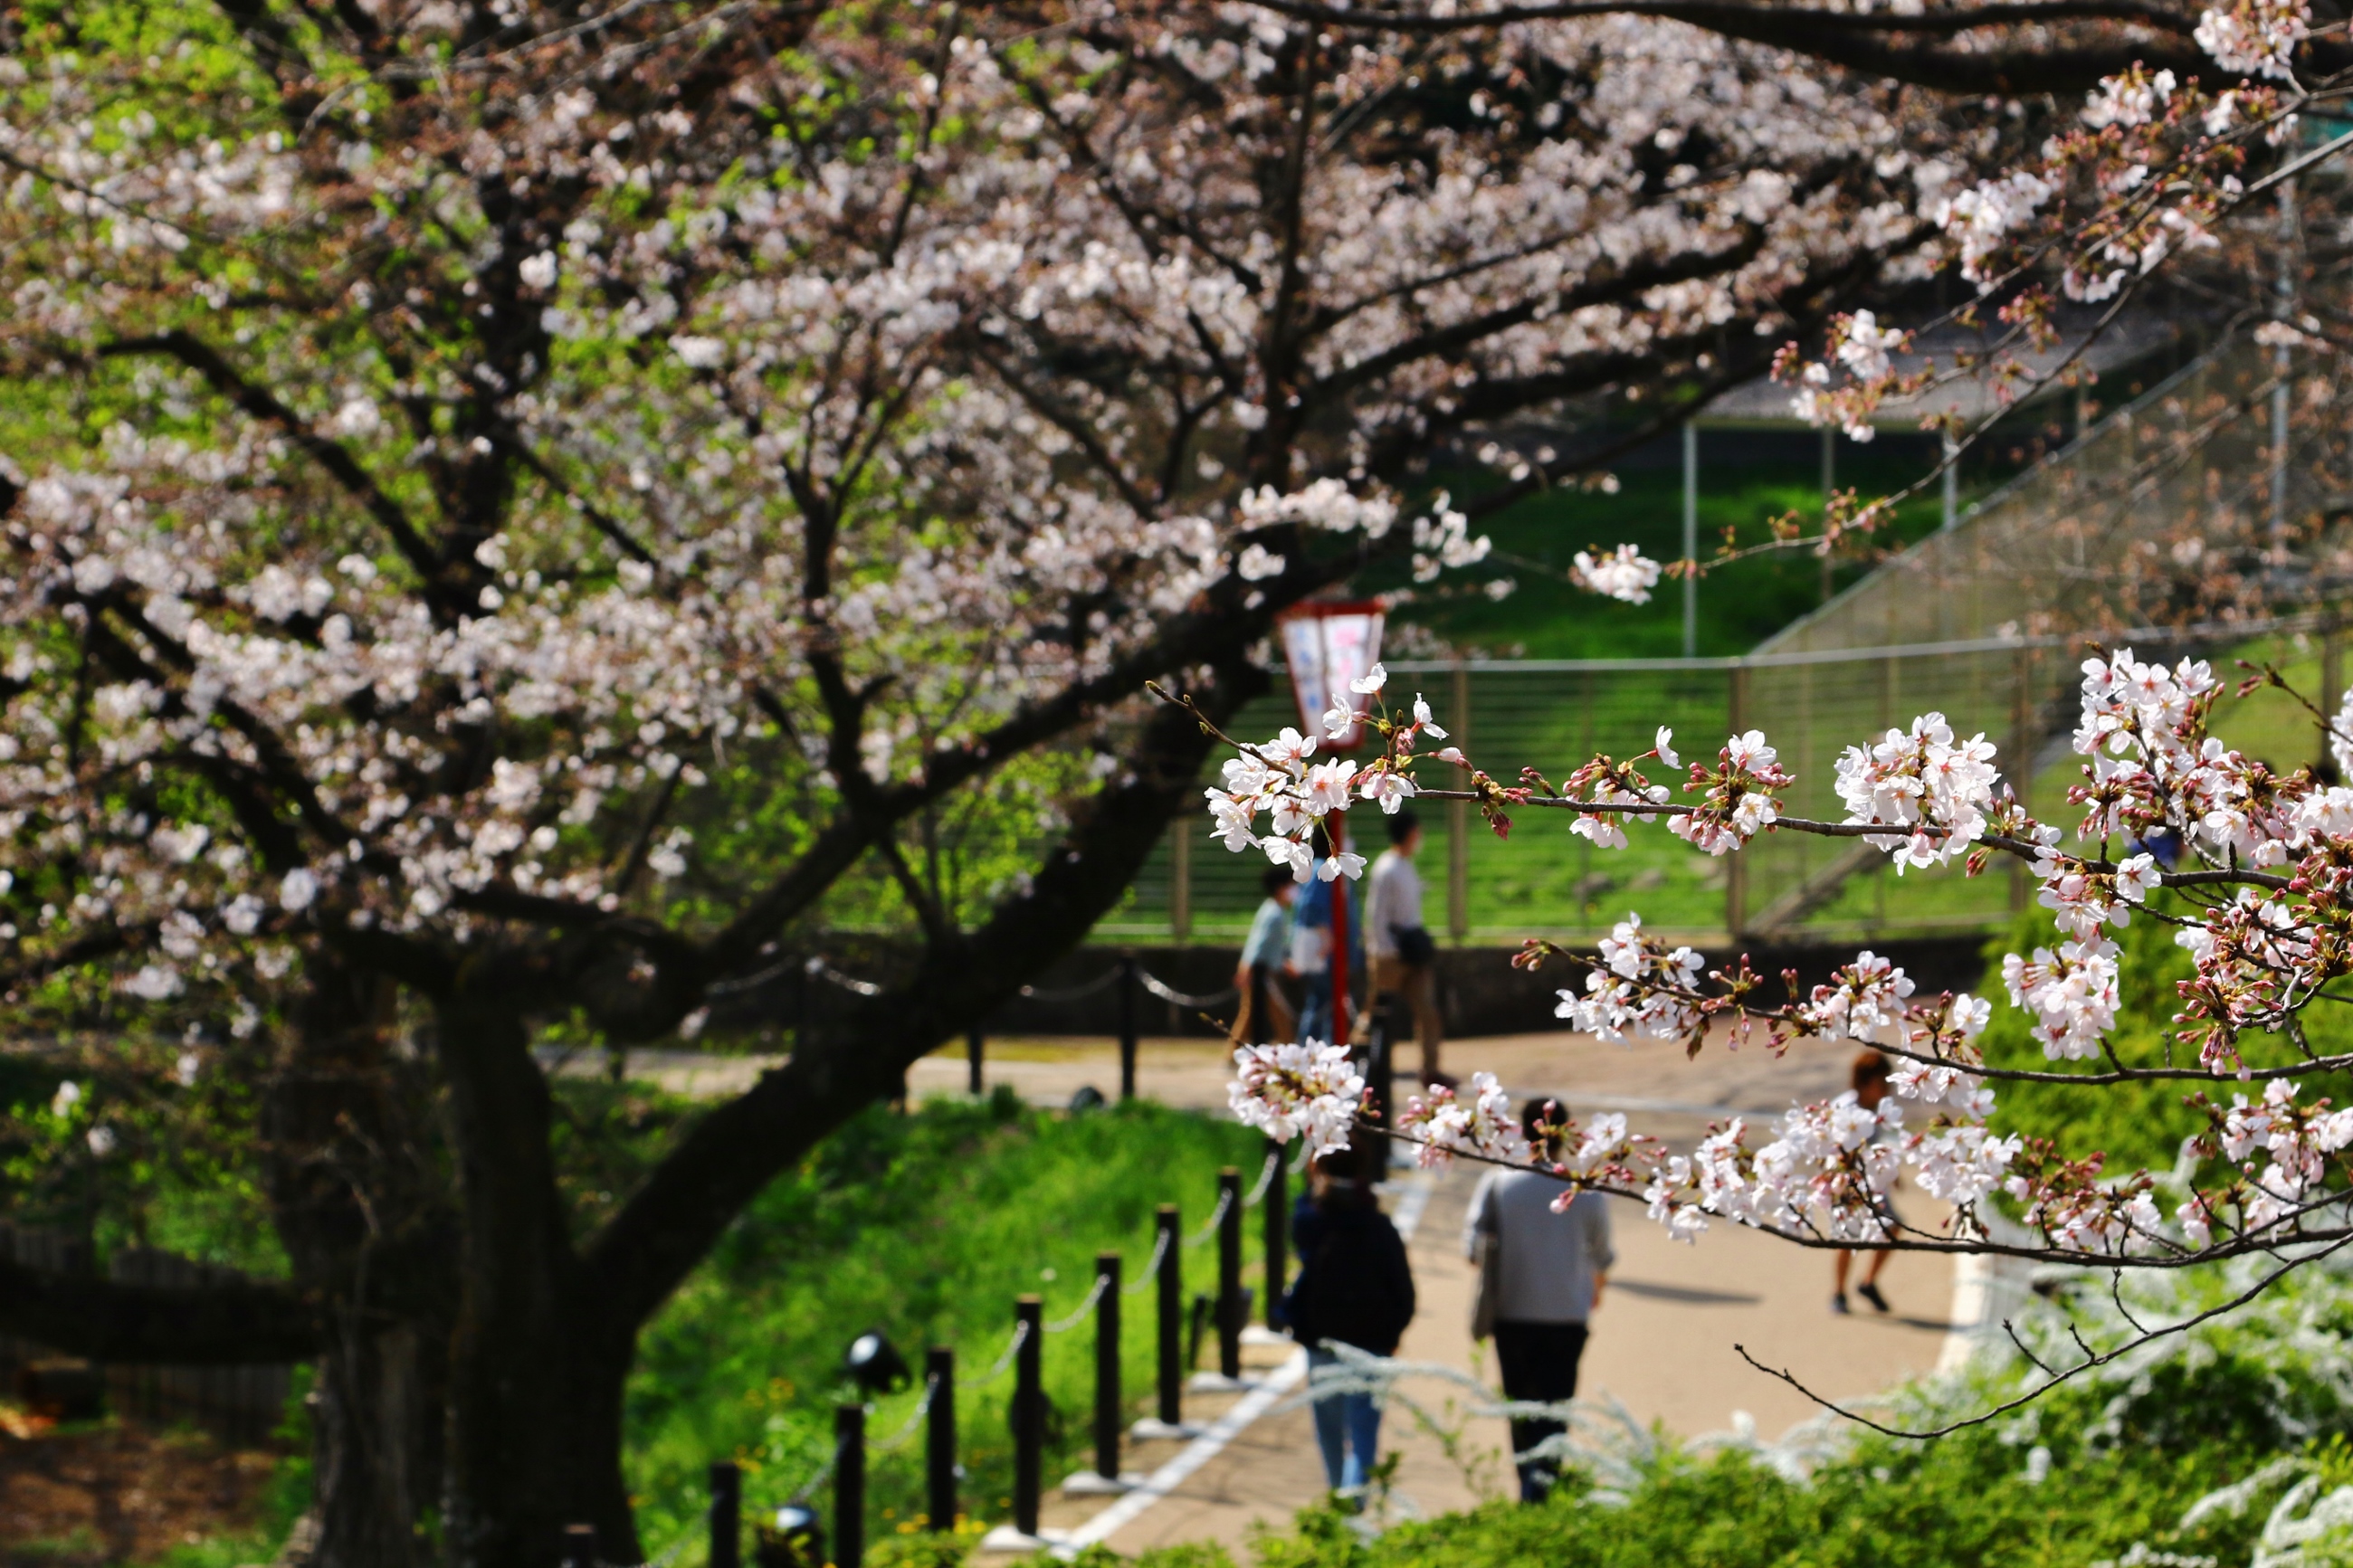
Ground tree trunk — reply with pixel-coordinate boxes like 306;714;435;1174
267;960;452;1568
435;978;638;1568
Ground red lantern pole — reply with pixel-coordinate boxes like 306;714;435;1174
1273;600;1383;1058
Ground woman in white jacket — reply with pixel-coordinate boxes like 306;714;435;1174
1464;1098;1611;1502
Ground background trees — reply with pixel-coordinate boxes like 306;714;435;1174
0;0;2322;1562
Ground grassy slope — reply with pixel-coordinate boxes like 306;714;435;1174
626;1094;1268;1554
1372;446;1959;660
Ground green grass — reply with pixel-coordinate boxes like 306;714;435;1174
625;1093;1271;1554
990;1257;2353;1568
1372;449;1963;660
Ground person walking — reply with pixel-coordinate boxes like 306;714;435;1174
1465;1098;1611;1503
1834;1050;1897;1315
1363;808;1446;1085
1231;866;1299;1047
1281;1152;1417;1504
1291;824;1362;1046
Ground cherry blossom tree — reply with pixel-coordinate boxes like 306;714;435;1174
0;0;2332;1560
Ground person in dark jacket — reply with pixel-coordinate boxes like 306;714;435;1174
1281;1152;1417;1499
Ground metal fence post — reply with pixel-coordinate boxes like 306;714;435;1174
1119;955;1140;1100
1216;1168;1243;1380
1262;1140;1287;1326
1092;1252;1121;1481
926;1346;956;1531
967;1027;984;1097
1448;658;1470;942
1725;660;1748;938
561;1525;596;1568
709;1462;741;1568
1153;1205;1182;1426
2011;644;2034;912
1170;817;1193;945
834;1402;865;1568
1012;1296;1044;1537
2324;629;2344;771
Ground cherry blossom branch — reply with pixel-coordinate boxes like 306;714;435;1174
1736;1232;2353;1440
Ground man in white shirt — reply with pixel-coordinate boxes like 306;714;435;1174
1362;808;1445;1084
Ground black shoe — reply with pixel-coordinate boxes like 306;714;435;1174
1856;1281;1891;1314
1830;1293;1850;1315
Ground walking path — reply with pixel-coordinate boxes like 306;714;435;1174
895;1027;1965;1555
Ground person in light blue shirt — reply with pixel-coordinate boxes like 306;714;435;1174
1231;866;1298;1045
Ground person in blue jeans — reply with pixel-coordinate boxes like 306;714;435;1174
1280;1152;1416;1503
1291;826;1363;1046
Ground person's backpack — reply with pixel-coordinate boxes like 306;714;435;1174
1286;1208;1413;1354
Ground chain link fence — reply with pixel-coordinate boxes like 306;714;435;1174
1100;330;2351;948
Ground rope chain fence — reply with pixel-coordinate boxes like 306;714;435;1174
1042;1272;1112;1334
867;1372;940;1455
1137;971;1238;1009
1241;1150;1281;1208
1015;968;1128;1002
964;1318;1033;1388
1121;1225;1173;1294
1183;1188;1234;1249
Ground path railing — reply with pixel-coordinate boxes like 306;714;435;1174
572;1144;1299;1567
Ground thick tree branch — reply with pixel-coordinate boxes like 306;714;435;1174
0;1255;321;1364
586;652;1266;1329
97;332;446;597
1238;0;2234;91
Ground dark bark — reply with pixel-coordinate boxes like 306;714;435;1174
1241;0;2238;92
0;1255;318;1362
434;980;639;1568
586;651;1267;1333
266;962;455;1568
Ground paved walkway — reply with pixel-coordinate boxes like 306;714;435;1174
882;1028;1962;1554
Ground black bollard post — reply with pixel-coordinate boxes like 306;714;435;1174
1262;1141;1288;1326
925;1346;957;1531
561;1525;597;1568
1013;1295;1044;1537
1154;1204;1182;1425
709;1462;742;1568
1092;1251;1121;1480
835;1402;866;1568
967;1027;985;1097
1366;1001;1396;1179
1217;1167;1243;1380
1118;955;1139;1101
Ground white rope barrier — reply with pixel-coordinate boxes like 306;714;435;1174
1183;1189;1233;1248
1121;1227;1173;1294
1241;1150;1281;1208
1042;1272;1112;1334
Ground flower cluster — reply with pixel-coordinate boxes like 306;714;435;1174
1791;952;1917;1041
1834;712;2001;870
1664;729;1793;856
2217;1079;2353;1233
1396;1072;1526;1169
1555;915;1709;1046
1205;664;1449;881
1570;545;1662;604
2032;842;2160;938
2000;938;2124;1061
1227;1042;1367;1155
